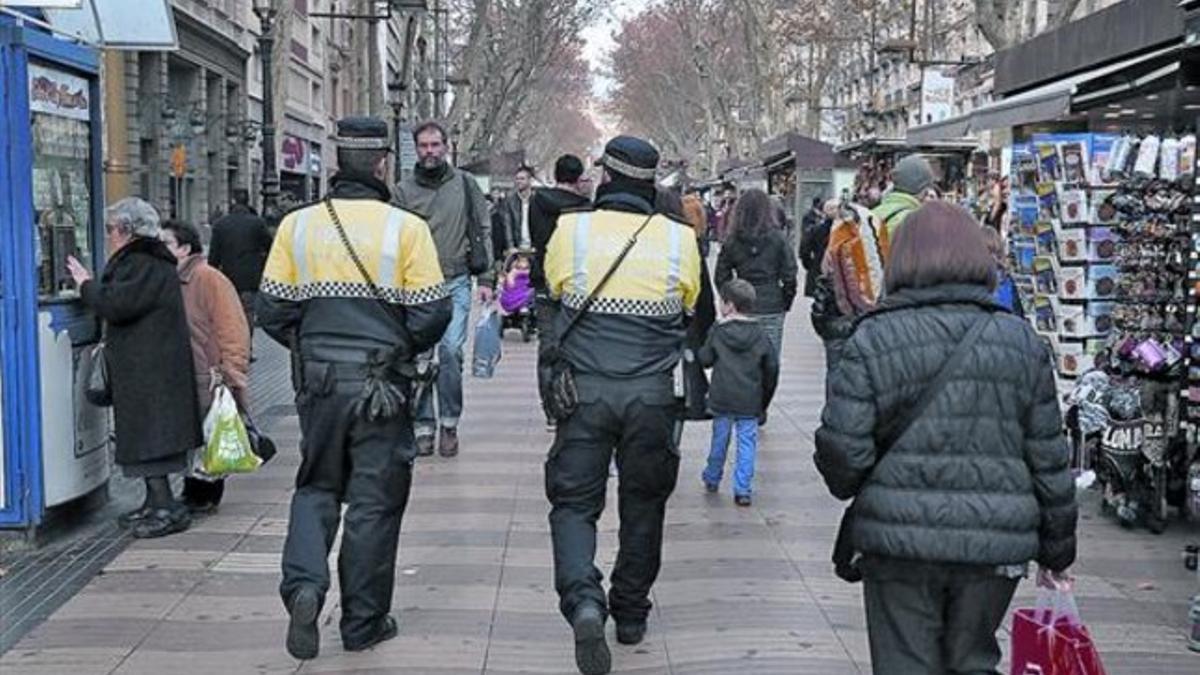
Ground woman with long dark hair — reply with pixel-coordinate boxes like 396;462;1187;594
815;201;1076;674
714;189;798;362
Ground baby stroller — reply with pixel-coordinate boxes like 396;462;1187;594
498;248;537;342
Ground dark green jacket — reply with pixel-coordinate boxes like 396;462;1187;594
815;284;1077;572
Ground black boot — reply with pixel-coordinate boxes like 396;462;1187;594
286;586;321;660
615;620;646;646
571;604;611;675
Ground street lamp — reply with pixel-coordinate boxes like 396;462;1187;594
253;0;280;219
450;123;461;167
387;79;407;178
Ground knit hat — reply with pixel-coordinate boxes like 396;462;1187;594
596;135;659;182
893;155;935;195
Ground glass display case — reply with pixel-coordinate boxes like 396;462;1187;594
28;62;94;301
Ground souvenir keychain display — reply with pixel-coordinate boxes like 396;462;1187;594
1033;131;1199;533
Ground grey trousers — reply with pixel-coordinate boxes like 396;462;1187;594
863;573;1018;675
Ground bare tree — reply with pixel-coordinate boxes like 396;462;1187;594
975;0;1084;50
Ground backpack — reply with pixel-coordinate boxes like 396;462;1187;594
820;204;889;317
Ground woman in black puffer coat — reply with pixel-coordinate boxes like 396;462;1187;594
814;202;1076;675
715;189;798;361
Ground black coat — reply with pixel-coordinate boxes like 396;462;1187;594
814;284;1077;572
528;187;591;291
81;238;202;467
715;229;799;315
698;318;778;417
799;209;831;298
209;204;272;292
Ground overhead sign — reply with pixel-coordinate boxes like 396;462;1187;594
920;69;955;125
0;2;82;7
28;64;90;121
44;0;177;50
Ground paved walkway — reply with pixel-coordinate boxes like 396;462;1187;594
2;303;1198;674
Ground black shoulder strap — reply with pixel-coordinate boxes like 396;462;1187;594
557;212;657;347
324;199;415;349
875;314;991;453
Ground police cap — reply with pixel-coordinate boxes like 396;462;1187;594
596;135;659;182
334;116;391;151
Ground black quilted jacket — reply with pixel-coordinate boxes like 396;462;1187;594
815;283;1077;572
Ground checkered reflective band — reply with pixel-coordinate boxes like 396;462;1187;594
262;278;447;305
560;292;683;317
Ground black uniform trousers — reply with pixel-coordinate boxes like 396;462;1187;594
862;562;1019;675
279;360;415;648
545;373;681;625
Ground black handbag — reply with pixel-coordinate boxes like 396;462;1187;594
83;341;112;407
832;315;991;582
461;173;491;276
545;213;657;422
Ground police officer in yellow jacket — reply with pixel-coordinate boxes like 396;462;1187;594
542;136;701;675
258;118;451;660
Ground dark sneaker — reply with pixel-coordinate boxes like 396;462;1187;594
571;605;611;675
734;495;752;507
286;586;321;660
117;505;151;529
438;427;459;457
131;506;191;539
415;434;435;457
703;481;719;494
615;620;646;646
344;615;398;652
545;417;557;432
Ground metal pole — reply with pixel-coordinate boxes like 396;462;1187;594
255;5;280;218
392;101;404;177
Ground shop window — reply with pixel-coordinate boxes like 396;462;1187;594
30;62;94;301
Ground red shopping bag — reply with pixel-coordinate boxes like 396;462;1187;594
1010;587;1107;675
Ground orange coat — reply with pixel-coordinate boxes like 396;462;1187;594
821;204;889;316
681;193;708;240
178;255;250;412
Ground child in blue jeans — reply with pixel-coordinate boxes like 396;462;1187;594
700;279;779;506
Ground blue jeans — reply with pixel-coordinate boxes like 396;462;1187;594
702;416;758;496
416;274;472;436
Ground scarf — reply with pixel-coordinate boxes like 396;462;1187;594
413;160;450;188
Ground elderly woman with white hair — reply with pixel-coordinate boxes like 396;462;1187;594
67;197;202;538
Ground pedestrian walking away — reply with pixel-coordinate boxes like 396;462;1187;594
208;188;273;343
258;117;452;660
814;202;1077;675
160;219;251;514
700;279;778;506
714;188;797;385
799;196;830;297
529;154;593;429
542;135;701;674
68;198;202;539
873;154;936;238
394;119;494;457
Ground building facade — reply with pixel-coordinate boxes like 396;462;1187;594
824;0;1126;145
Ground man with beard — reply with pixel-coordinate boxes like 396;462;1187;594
542;136;701;674
394;121;494;458
528;154;592;430
259;117;451;659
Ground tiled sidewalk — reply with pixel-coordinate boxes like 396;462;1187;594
2;304;1198;674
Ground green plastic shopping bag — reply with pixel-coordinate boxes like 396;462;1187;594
200;384;262;477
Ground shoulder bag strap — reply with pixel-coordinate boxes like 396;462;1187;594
556;213;657;347
874;313;992;454
324;199;415;350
